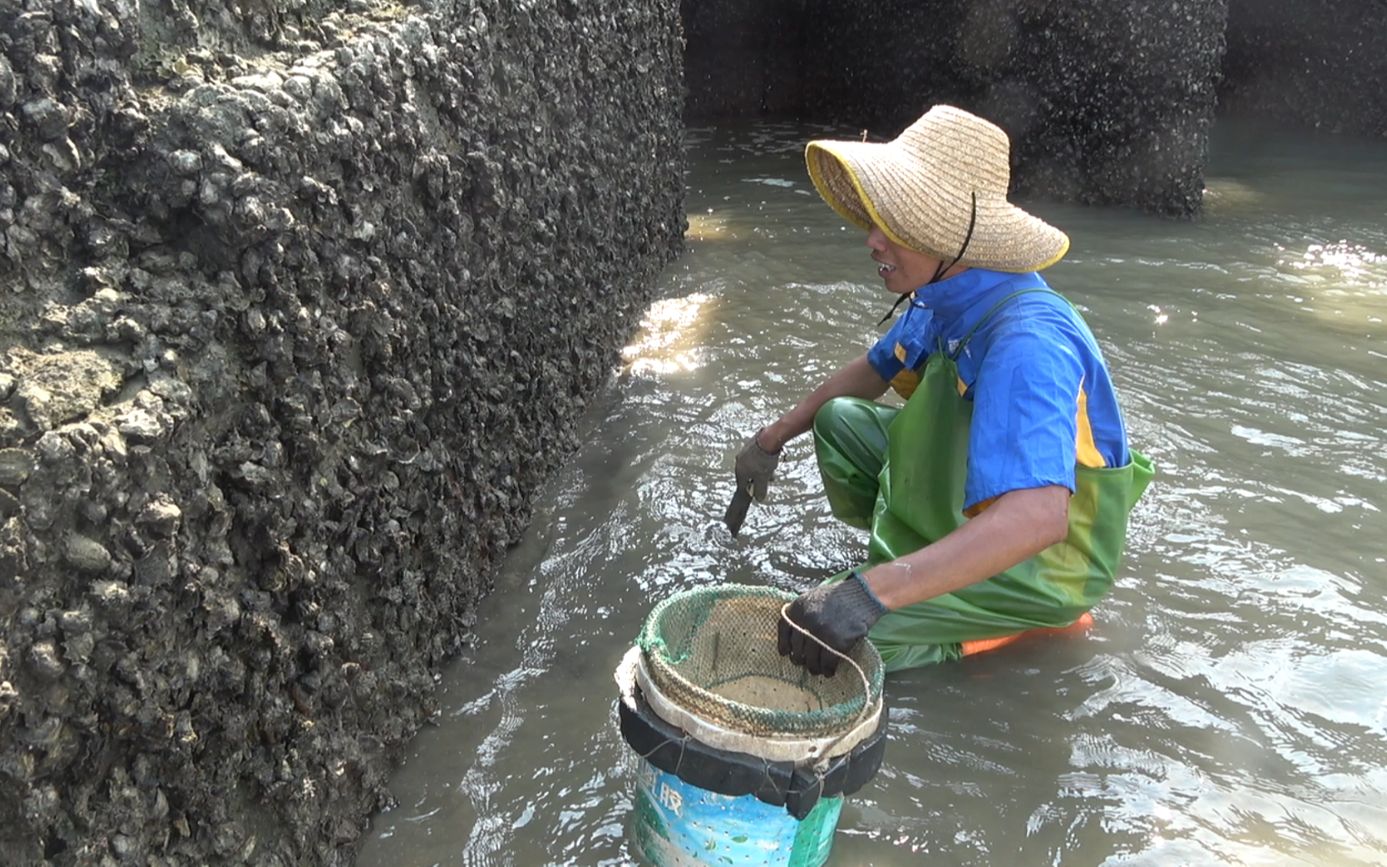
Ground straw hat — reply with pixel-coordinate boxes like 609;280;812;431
805;105;1069;273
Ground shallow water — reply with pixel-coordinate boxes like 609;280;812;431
357;121;1387;866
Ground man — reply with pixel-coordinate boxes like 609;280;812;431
734;105;1154;675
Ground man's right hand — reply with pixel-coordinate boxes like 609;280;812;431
734;429;781;501
778;571;887;676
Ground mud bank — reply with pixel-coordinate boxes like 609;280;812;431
0;0;683;863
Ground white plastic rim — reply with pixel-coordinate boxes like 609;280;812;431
615;646;882;765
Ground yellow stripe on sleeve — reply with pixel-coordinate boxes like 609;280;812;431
1075;384;1106;468
890;369;920;399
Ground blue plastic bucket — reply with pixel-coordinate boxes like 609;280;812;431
630;758;843;867
615;643;887;867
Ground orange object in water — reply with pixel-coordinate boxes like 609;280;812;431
960;612;1095;657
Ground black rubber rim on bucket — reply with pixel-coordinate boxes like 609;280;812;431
617;684;888;820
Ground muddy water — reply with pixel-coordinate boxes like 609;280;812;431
357;122;1387;866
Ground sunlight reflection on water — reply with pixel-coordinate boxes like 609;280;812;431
620;293;716;376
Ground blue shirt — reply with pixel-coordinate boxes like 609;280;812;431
867;269;1132;512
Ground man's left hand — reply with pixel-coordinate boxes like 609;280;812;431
778;571;887;676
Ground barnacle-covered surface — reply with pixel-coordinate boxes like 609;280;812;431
0;0;684;863
1220;0;1387;136
682;0;1228;217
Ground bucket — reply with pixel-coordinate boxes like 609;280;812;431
630;757;842;866
615;585;888;867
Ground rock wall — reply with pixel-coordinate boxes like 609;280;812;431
1220;0;1387;136
681;1;801;119
683;0;1229;216
0;0;684;864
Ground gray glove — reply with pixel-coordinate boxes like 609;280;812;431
778;571;887;677
734;428;781;501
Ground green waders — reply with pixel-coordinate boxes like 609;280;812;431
813;292;1155;672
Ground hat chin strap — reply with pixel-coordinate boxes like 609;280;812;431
876;192;978;327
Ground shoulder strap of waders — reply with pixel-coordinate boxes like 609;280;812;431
949;287;1065;360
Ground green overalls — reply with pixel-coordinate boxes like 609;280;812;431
813;290;1155;672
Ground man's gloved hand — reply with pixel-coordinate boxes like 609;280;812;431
778;571;888;677
734;429;781;501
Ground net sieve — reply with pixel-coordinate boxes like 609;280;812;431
636;585;884;740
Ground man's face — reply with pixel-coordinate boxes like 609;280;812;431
867;225;945;295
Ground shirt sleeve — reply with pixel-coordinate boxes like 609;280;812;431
964;330;1084;511
867;304;932;382
867;320;907;382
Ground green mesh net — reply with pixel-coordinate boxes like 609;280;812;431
636;585;885;738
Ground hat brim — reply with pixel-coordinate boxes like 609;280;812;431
805;139;1070;273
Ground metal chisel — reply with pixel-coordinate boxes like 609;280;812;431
723;482;753;537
